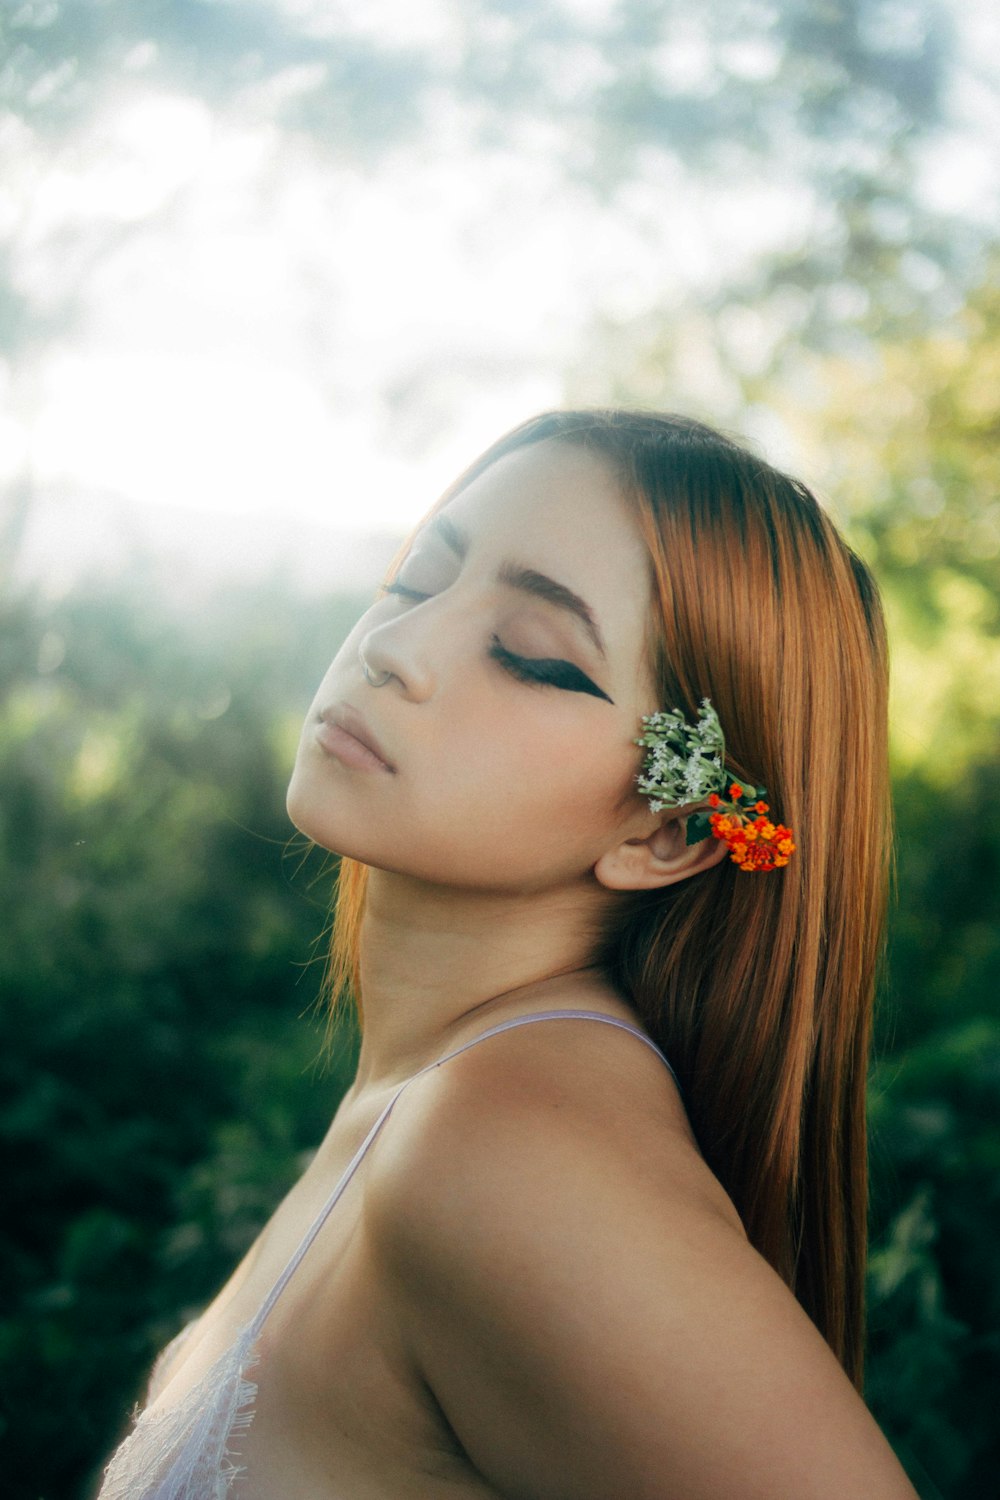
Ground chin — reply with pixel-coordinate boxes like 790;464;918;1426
285;766;337;848
284;768;386;863
286;799;342;855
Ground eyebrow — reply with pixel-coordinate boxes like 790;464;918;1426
428;513;608;661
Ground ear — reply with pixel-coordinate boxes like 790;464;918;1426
593;808;729;892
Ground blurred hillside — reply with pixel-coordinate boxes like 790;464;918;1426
7;479;401;597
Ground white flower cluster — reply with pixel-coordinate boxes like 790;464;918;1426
633;698;726;813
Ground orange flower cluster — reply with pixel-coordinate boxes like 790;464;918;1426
708;785;796;872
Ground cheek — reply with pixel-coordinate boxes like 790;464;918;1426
400;707;638;885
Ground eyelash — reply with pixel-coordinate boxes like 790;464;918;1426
383;583;429;601
380;582;612;702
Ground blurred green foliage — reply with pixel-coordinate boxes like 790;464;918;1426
836;266;1000;1498
0;578;365;1497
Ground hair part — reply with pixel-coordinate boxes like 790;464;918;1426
324;408;891;1390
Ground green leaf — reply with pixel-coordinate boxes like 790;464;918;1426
686;811;712;845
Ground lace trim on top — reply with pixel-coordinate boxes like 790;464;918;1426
95;1010;677;1500
98;1321;260;1500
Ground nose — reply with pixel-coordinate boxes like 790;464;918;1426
355;602;442;702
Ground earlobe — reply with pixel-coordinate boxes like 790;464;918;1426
593;814;729;892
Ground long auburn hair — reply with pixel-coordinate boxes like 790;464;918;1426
324;409;891;1390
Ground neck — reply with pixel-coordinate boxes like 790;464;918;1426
348;867;620;1091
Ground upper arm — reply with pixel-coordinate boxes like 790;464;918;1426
368;1037;917;1500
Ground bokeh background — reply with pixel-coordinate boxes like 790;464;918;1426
2;3;998;1497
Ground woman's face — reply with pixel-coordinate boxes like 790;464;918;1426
287;439;660;893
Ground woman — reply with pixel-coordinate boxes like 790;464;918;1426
98;409;919;1498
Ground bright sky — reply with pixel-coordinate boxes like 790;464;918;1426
3;0;998;588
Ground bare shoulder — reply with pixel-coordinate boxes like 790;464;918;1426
366;1014;918;1500
368;1007;741;1242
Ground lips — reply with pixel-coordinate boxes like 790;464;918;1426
319;703;396;771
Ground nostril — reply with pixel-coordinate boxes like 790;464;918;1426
359;647;393;688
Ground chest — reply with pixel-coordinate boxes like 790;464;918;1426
148;1093;493;1499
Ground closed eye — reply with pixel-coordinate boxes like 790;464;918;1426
379;582;614;704
489;637;614;704
382;581;430;601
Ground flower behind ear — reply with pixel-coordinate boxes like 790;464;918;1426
707;796;796;871
633;700;724;812
634;700;796;871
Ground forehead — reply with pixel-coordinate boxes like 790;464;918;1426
430;439;656;701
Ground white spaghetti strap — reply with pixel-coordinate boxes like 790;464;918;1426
252;1008;677;1332
445;1008;678;1082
